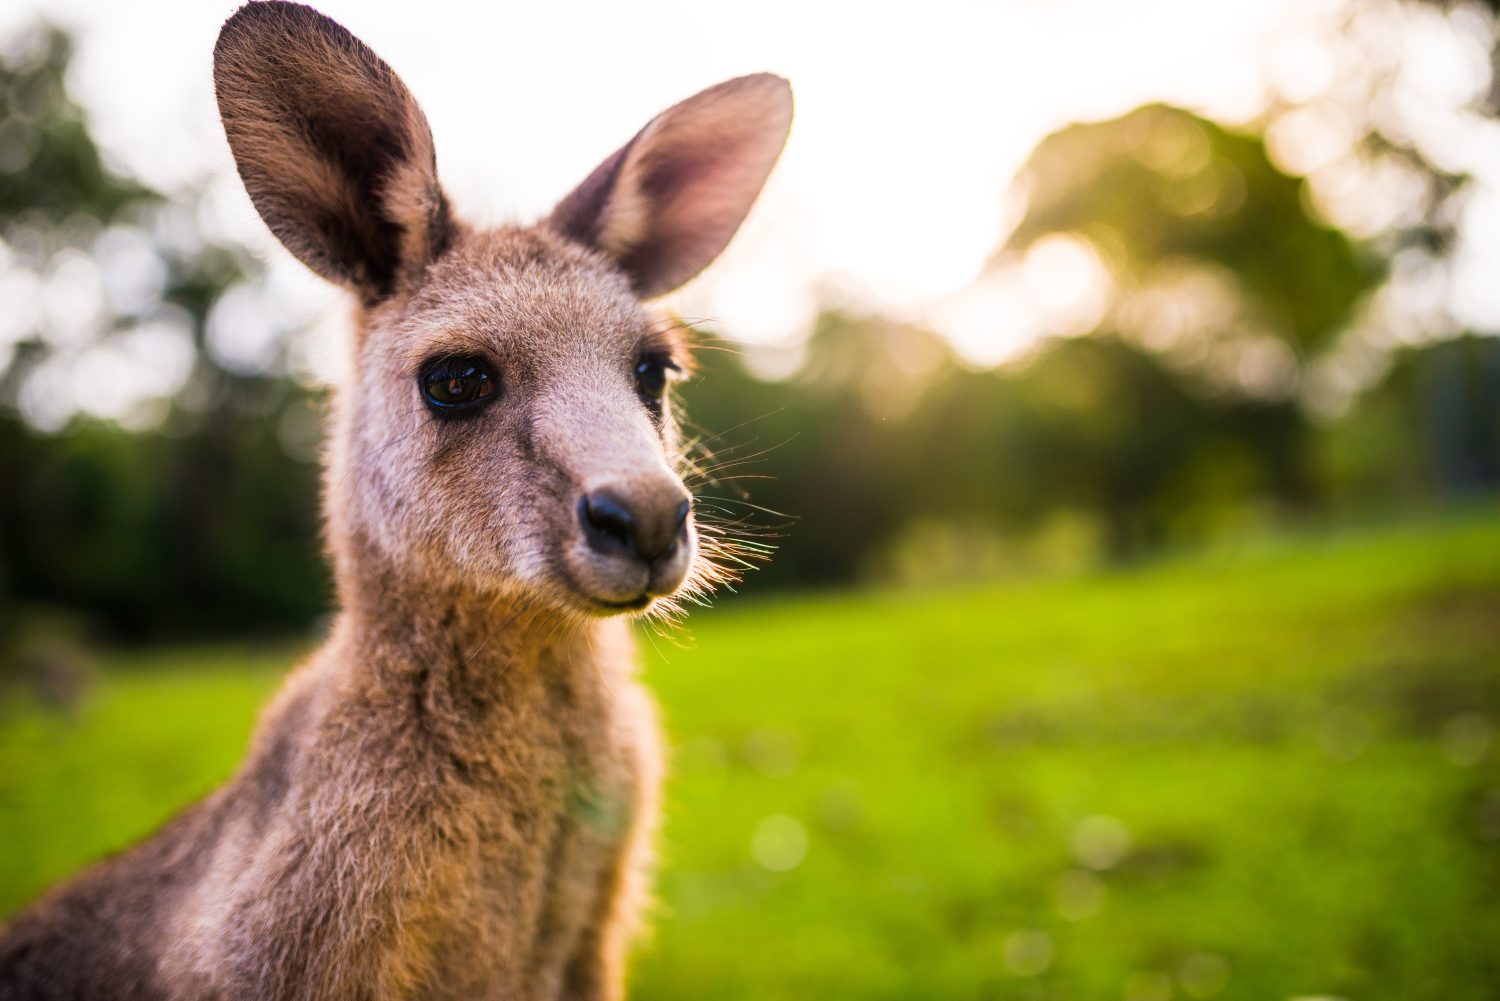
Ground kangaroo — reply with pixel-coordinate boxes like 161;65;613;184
0;3;791;998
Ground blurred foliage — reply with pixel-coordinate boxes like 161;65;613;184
0;18;1498;641
1004;104;1379;357
681;318;1497;584
0;408;325;640
1368;0;1500;258
0;25;328;641
991;105;1386;514
0;29;151;223
1322;333;1500;498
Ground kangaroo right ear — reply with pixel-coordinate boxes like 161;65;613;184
549;74;793;300
213;2;452;303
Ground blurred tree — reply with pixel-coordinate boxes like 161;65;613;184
0;28;151;223
1005;104;1376;358
681;318;1259;583
995;104;1384;513
0;25;328;641
925;336;1236;559
1322;334;1500;503
680;313;966;589
1354;0;1499;257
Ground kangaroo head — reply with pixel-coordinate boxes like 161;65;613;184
213;2;790;617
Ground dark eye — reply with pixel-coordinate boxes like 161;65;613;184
635;354;678;403
420;355;498;414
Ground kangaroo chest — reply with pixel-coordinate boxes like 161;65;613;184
165;650;656;1001
403;666;648;1000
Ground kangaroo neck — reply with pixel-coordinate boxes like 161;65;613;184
328;525;609;722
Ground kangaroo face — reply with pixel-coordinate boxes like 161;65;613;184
342;227;695;613
214;1;790;616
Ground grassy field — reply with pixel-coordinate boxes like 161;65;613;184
3;514;1499;999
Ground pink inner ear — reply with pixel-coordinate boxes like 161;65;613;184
583;74;794;300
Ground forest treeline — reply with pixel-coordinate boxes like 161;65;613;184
0;21;1496;639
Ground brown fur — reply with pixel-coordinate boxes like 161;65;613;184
0;3;791;999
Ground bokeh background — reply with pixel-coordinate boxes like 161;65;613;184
2;1;1499;998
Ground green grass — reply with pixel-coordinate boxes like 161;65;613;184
3;514;1500;999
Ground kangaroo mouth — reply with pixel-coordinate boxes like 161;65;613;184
554;548;694;617
592;593;654;612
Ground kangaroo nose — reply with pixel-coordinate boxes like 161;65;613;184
579;489;690;563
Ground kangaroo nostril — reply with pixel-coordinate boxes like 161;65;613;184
579;489;690;565
579;491;636;556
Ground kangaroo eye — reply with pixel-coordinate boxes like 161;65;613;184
420;355;498;414
635;354;678;403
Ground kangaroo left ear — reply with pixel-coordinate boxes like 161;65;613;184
548;74;793;300
214;1;453;303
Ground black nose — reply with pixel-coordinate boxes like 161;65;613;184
579;489;690;563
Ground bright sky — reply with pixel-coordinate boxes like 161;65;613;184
3;0;1493;377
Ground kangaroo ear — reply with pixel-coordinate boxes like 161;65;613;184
213;2;453;302
549;74;793;299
